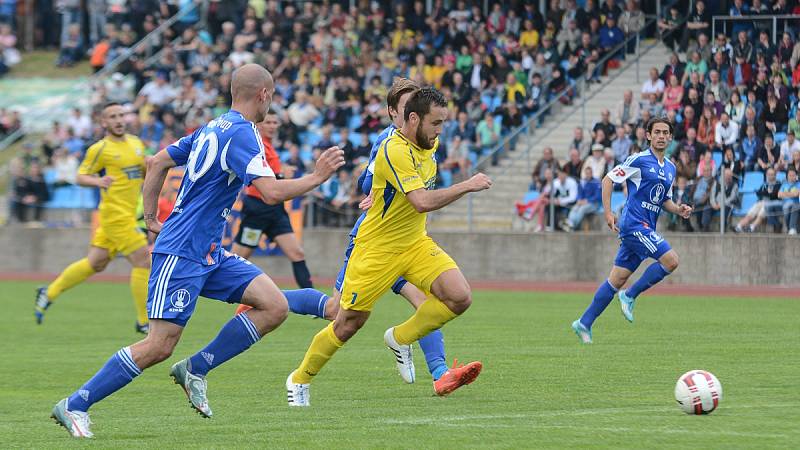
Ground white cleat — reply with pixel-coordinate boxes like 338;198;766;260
286;371;310;407
384;327;415;384
51;398;93;438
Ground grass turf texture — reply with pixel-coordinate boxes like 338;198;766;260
1;281;797;448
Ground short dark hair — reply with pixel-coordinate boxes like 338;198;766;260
103;101;122;110
404;87;448;122
646;117;674;135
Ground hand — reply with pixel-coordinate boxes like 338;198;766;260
678;204;693;219
97;176;114;189
313;146;346;181
465;173;493;192
144;214;162;234
605;211;619;232
359;191;374;210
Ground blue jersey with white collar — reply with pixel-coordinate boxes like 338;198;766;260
155;110;274;265
607;149;675;235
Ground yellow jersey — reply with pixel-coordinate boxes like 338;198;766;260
78;134;146;226
355;130;438;253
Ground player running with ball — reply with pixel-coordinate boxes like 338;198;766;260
572;118;692;344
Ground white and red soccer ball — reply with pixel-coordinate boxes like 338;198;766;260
674;370;722;415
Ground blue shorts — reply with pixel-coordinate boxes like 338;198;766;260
335;236;407;295
614;229;672;272
147;252;263;327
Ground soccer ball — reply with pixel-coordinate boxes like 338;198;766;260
674;370;722;415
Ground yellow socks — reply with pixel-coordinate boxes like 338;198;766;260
393;297;458;345
292;323;344;384
46;258;95;301
130;267;150;325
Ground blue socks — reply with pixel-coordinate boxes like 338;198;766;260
291;260;313;288
67;347;141;412
283;288;329;318
580;280;619;329
627;262;671;299
188;313;261;377
418;329;447;380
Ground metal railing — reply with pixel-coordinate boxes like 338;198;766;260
462;14;670;231
0;1;207;152
711;14;800;43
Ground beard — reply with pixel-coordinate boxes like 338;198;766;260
107;125;126;138
415;127;434;150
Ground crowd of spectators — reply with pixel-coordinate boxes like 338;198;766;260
7;0;654;226
519;0;800;234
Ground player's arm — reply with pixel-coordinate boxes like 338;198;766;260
251;146;345;205
663;199;692;218
405;174;492;213
600;175;617;231
142;149;178;234
76;143;113;188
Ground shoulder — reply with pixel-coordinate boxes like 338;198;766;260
623;149;650;167
86;139;107;154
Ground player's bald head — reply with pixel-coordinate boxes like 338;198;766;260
231;64;274;102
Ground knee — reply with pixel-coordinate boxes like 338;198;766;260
441;286;472;315
663;255;679;273
324;295;340;321
90;258;110;272
289;246;305;261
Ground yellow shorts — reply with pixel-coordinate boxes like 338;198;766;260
91;222;148;257
340;236;459;312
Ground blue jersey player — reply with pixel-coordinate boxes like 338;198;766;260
572;118;693;344
50;64;345;438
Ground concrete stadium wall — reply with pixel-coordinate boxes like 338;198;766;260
2;227;798;287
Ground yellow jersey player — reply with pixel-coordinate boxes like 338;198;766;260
35;102;152;333
286;87;493;406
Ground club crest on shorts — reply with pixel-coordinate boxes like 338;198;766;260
649;231;664;244
169;289;192;312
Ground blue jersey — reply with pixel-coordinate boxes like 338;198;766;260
608;149;676;235
154;110;274;265
350;125;396;237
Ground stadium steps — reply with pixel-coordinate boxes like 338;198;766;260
429;42;674;231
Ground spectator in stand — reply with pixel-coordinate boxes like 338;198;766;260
789;109;800;138
721;146;745;181
475;110;501;164
668;175;694;231
778;168;800;235
714;113;739;153
703;91;724;117
760;93;788;136
569;126;590;157
707;50;730;85
757;134;782;173
134;71;176;109
662;75;683;114
683;86;703;121
532;146;558;191
736;167;782;232
561;165;602;232
611;126;632;164
552;166;578;226
66;108;92;140
697;106;718;150
583;144;606;180
593;109;615;141
598;14;624;62
12;161;50;224
562;147;584;179
641;67;665;101
657;5;682;52
780;131;800;165
711;167;739;230
705;70;731;105
676;148;698;182
725;91;745;124
741;124;762;170
679;127;706;163
287;90;320;133
693;163;716;232
615;89;641;127
680;0;711;53
51;147;78;187
682;52;709;85
516;168;553;232
57;23;83;67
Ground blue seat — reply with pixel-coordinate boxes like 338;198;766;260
439;169;453;188
348;114;363;130
742;171;763;192
733;192;757;216
774;132;787;145
776;171;786;183
522;190;540;203
348;133;361;147
712;151;722;169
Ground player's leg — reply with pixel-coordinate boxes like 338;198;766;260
393;278;449;382
617;232;675;322
231;242;255;260
273;232;314;288
124;242;151;334
35;245;110;324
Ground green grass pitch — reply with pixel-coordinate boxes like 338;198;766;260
1;281;798;448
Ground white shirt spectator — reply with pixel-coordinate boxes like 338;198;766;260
582;153;607;180
138;80;177;106
53;152;79;185
553;175;579;206
287;101;321;128
714;121;740;147
780;137;800;161
641;78;665;97
66;111;92;139
228;49;254;68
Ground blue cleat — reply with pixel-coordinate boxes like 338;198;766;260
571;320;592;344
619;289;635;323
35;286;51;324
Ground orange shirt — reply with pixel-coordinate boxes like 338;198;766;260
244;134;281;199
